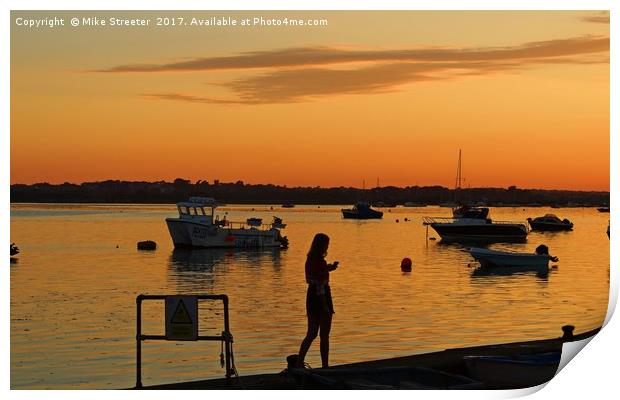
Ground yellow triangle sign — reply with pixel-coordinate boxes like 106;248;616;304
171;299;193;324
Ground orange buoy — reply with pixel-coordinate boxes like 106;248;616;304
401;257;412;272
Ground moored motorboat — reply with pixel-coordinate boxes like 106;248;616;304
527;214;573;231
468;247;551;269
166;197;288;248
423;217;528;243
342;202;383;219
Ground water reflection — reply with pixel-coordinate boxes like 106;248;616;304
168;247;285;293
10;204;610;388
170;248;231;270
230;247;284;271
471;266;551;281
529;230;573;238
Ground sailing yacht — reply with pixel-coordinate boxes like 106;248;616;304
452;149;489;219
422;150;528;243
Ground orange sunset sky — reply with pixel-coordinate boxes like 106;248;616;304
10;11;610;191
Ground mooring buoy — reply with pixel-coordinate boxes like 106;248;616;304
401;257;412;272
137;240;157;251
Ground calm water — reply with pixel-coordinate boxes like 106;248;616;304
10;204;610;389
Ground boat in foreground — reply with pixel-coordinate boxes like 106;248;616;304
527;214;573;231
288;365;481;389
138;325;596;390
166;197;288;248
464;352;560;388
468;247;551;269
423;217;528;243
342;202;383;219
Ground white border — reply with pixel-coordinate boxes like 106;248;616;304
2;1;616;399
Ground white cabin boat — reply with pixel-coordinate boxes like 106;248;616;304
166;197;288;248
469;247;550;269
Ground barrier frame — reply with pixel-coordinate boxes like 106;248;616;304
135;294;232;388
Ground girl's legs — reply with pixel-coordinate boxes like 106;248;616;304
319;313;333;368
297;313;320;367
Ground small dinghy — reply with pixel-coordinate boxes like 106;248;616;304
527;214;573;231
342;202;383;219
469;247;553;269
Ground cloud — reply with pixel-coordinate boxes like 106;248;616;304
98;36;609;73
142;61;528;105
99;35;608;105
141;93;245;105
581;12;610;24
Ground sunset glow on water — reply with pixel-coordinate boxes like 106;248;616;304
10;204;609;388
9;9;610;390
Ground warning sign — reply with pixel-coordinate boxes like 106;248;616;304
165;296;198;341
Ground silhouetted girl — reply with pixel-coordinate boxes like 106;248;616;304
297;233;339;368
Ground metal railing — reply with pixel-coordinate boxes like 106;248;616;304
220;220;280;230
135;294;232;389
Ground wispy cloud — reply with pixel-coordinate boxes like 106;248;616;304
581;12;610;24
98;36;609;73
99;35;609;105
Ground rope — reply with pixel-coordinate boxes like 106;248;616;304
220;331;245;389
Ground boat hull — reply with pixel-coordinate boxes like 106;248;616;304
469;247;549;268
464;353;560;388
528;221;573;231
289;366;481;390
342;210;383;219
430;223;527;243
166;218;283;248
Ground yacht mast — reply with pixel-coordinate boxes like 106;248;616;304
454;149;463;206
455;149;462;190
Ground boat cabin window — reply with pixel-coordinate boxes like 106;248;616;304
178;206;192;216
178;204;213;217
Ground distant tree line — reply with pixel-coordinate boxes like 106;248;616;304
10;179;609;206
